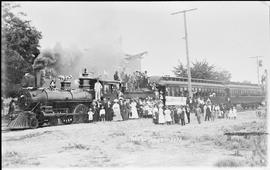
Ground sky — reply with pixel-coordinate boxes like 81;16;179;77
12;1;270;83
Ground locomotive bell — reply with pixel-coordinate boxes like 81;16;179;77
61;81;71;91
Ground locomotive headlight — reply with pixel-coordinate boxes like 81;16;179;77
19;95;27;106
18;91;31;109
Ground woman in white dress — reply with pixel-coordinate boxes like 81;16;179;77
158;105;165;124
228;107;233;119
112;99;122;121
130;100;139;119
232;106;237;119
164;106;172;125
152;105;159;124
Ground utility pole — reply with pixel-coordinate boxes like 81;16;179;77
171;8;197;98
249;56;263;85
260;1;269;118
261;1;270;40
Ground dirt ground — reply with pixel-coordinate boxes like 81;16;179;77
1;110;268;167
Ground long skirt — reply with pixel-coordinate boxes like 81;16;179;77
174;114;180;124
196;114;201;124
158;113;165;124
113;110;122;121
130;107;139;119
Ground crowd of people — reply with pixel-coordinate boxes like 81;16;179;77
150;96;238;125
87;97;161;122
85;94;239;125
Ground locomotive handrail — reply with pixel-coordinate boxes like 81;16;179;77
31;102;40;112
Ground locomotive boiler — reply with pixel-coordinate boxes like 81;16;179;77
8;69;96;129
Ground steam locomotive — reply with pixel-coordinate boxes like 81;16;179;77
8;69;122;129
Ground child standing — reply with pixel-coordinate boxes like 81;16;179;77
99;105;106;121
87;108;94;123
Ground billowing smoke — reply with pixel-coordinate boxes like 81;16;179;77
33;49;57;72
32;49;58;85
33;39;126;88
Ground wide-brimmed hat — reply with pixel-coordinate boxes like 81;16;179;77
114;99;119;102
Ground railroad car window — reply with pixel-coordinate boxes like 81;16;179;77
104;84;110;94
171;87;174;96
166;87;169;96
174;87;178;96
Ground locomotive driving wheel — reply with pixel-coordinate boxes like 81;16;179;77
73;104;88;123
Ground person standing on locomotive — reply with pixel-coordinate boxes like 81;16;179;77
94;79;103;101
49;79;56;90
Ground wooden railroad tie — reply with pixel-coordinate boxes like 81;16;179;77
224;132;268;140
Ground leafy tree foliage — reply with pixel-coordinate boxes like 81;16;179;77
2;3;42;97
172;60;231;82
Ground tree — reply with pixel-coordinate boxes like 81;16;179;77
212;70;231;82
172;59;231;82
2;3;42;97
190;60;215;80
172;62;187;77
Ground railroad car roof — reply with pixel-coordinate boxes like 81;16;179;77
149;75;260;88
